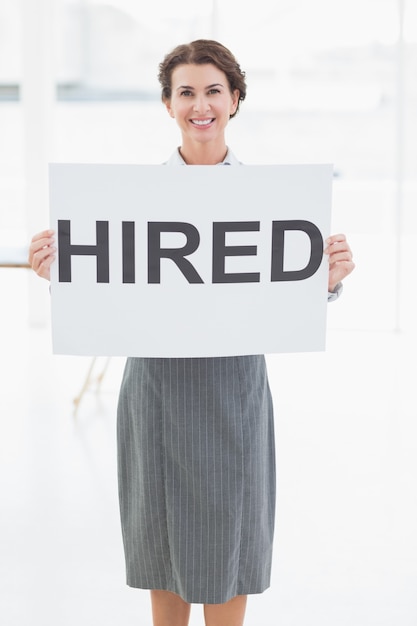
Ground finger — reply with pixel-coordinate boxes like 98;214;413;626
29;238;55;259
329;261;355;291
329;260;356;282
39;255;55;274
28;235;55;264
324;241;352;256
31;246;56;272
29;232;55;250
324;236;349;254
33;253;55;281
30;229;55;245
326;233;346;246
328;251;353;265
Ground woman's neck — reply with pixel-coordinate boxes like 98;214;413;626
179;142;228;165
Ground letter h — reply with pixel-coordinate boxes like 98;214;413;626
58;219;109;282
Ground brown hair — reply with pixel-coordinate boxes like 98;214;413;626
158;39;246;118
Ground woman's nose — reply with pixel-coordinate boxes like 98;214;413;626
193;95;210;112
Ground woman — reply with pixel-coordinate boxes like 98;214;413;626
29;40;354;626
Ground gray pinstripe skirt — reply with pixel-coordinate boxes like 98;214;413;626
117;355;276;604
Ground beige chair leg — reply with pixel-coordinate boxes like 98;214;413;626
73;357;111;416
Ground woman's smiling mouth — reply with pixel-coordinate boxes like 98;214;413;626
190;118;215;126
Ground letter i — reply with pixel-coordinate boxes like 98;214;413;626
122;222;135;283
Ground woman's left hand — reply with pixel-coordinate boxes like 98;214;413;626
324;233;355;293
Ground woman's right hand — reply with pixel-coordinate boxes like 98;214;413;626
28;229;56;281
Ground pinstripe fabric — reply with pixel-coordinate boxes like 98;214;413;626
117;355;275;604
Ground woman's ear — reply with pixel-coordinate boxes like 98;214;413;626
164;99;175;118
231;89;240;115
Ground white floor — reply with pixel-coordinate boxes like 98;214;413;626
1;269;416;626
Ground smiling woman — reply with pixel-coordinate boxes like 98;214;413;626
1;1;415;625
164;64;239;163
158;39;246;164
28;38;354;626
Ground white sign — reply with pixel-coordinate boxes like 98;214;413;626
49;164;332;357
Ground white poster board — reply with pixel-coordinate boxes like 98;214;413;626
49;164;332;357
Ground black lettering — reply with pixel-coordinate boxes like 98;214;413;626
148;222;204;284
58;219;109;283
122;221;135;283
271;220;323;281
212;222;260;283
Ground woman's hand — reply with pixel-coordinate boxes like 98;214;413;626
324;233;355;293
28;229;56;281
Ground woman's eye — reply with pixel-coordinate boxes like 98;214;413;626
180;90;192;97
208;89;220;95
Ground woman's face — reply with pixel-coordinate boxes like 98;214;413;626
165;63;239;149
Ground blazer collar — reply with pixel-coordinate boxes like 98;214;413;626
165;147;241;166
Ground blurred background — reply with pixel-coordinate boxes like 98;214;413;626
0;1;416;625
